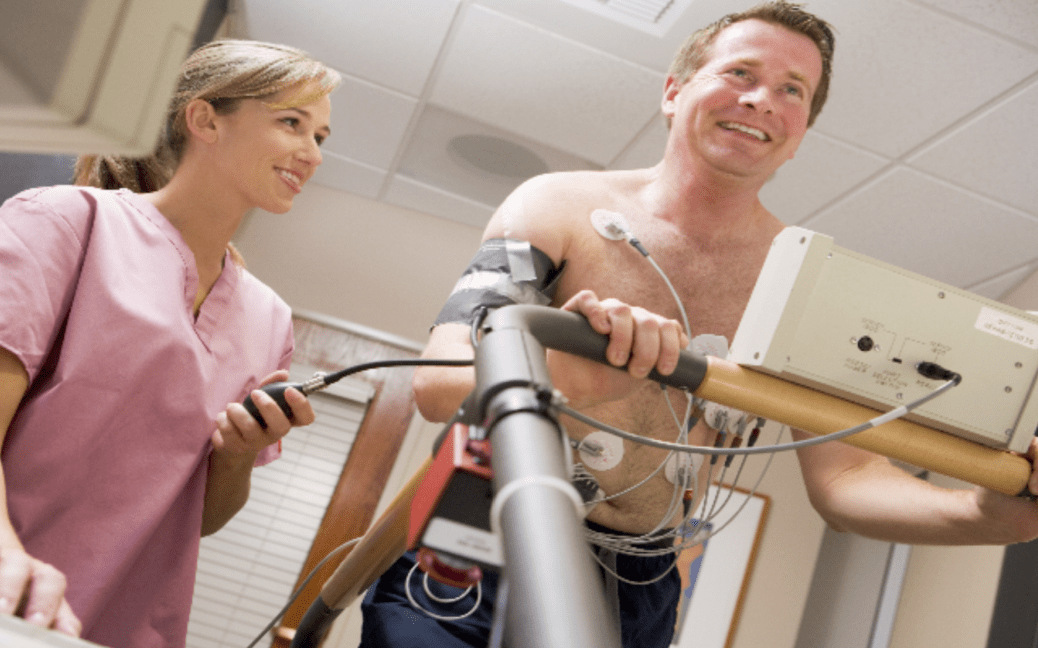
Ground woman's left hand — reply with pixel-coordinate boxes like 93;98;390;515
212;370;316;457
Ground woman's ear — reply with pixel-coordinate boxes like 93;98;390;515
183;99;219;145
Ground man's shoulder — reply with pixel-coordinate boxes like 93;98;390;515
523;168;648;193
487;169;656;259
503;169;650;220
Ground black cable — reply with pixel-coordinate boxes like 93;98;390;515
245;358;474;428
320;358;474;387
244;538;360;648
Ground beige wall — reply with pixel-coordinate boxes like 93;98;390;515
729;426;827;648
234;183;484;346
889;474;1004;648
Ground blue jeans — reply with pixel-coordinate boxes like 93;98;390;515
359;521;679;648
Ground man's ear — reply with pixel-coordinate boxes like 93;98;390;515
661;75;681;119
183;99;219;145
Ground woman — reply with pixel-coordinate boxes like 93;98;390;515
0;39;340;647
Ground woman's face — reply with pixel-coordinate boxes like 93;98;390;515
211;84;332;214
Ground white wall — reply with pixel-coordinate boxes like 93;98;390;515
234;183;484;345
889;474;1005;648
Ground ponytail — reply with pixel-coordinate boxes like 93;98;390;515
73;155;170;193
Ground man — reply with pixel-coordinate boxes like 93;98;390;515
360;3;1038;647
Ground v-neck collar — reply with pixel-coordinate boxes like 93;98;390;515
117;189;238;350
192;253;238;348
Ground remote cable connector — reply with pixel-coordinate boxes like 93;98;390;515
916;362;962;384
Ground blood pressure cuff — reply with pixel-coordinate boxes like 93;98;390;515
433;238;566;327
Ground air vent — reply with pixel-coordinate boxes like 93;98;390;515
557;0;695;36
602;0;676;23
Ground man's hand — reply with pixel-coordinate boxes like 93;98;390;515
548;290;688;408
970;436;1038;545
0;546;81;636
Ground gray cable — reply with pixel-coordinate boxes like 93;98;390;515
556;376;959;457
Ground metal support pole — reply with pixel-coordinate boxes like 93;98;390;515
474;314;621;648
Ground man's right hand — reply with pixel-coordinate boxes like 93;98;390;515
0;546;81;636
548;289;688;409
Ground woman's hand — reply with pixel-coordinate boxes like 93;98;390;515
213;370;316;458
0;546;81;636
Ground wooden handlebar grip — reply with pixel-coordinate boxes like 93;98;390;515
696;357;1032;496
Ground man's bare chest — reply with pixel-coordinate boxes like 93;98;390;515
557;233;769;343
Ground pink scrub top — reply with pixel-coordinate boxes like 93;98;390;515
0;186;291;648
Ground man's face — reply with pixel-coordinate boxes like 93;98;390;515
662;19;823;181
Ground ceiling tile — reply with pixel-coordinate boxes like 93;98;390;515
472;0;732;71
398;105;598;207
908;78;1038;217
912;0;1038;49
760;131;889;224
970;263;1038;301
323;76;417;170
238;0;460;95
802;167;1038;288
384;175;495;229
608;116;668;170
430;5;665;165
807;0;1038;158
311;152;386;199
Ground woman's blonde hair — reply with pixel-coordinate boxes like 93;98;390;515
74;39;340;265
75;39;340;189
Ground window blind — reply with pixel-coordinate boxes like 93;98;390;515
186;367;373;648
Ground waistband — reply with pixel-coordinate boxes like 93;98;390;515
585;519;676;551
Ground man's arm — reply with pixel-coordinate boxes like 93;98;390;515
794;428;1038;545
203;371;315;535
413;324;475;423
414;175;685;421
413;290;687;422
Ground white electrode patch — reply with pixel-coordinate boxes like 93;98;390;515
590;209;631;241
664;452;703;485
578;431;624;471
689;333;729;358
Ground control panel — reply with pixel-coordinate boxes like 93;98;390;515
729;227;1038;452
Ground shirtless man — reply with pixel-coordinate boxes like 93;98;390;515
359;3;1038;647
